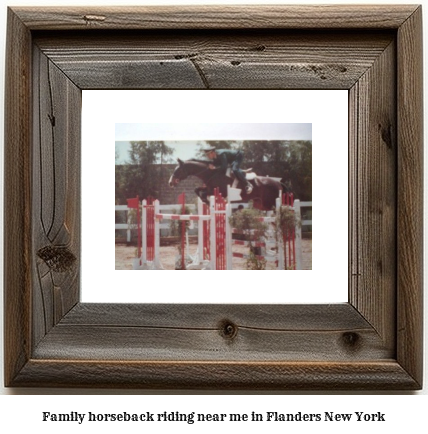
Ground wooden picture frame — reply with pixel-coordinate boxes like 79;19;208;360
4;5;423;389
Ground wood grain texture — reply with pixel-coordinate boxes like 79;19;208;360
3;8;32;388
11;5;420;30
34;31;393;90
349;40;396;350
396;6;424;387
32;304;391;362
60;303;370;329
4;5;423;390
12;360;419;390
32;46;81;347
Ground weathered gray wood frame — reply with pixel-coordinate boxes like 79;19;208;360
4;5;423;389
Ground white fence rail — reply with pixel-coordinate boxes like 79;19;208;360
115;201;312;242
115;203;197;241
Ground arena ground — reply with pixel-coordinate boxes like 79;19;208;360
115;239;312;270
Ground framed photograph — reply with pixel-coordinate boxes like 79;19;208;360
4;5;423;389
112;123;314;273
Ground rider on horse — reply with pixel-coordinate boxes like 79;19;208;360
203;148;253;194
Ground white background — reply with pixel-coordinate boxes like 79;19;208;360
82;90;348;304
0;0;426;428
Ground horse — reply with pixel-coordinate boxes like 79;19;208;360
168;158;283;211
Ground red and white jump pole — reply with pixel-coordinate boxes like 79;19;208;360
209;189;231;270
131;190;302;270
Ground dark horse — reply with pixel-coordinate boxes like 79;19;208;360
169;159;283;211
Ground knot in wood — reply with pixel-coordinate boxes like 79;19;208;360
219;320;238;340
378;123;393;149
83;15;106;23
341;332;361;350
37;245;76;272
252;45;266;52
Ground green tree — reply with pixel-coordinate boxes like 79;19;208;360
115;141;174;204
241;140;312;201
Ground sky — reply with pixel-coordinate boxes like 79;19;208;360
115;123;312;164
